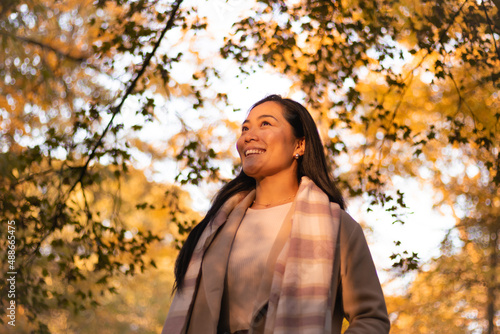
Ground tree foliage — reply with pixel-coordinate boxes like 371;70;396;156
0;0;199;331
0;167;198;332
388;216;499;333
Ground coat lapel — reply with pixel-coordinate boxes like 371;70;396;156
162;191;252;334
201;190;256;328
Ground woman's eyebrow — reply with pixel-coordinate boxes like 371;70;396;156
242;114;279;125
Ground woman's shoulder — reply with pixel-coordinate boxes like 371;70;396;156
325;201;364;242
328;202;359;226
331;205;365;240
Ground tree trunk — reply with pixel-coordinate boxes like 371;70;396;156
487;228;498;334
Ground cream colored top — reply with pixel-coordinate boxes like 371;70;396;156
220;202;292;332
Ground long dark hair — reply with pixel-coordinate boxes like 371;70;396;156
173;94;345;291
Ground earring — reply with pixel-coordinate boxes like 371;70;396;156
294;153;300;160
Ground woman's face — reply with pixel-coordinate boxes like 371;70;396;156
236;101;303;182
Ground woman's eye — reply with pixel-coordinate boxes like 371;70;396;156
241;126;248;132
261;121;271;126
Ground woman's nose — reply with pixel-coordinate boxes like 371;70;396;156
243;128;258;142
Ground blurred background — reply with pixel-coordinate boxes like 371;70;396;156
0;0;499;333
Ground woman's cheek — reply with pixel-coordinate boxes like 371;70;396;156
236;139;243;158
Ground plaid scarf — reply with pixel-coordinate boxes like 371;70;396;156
163;177;341;333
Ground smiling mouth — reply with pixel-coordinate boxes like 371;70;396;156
245;149;266;157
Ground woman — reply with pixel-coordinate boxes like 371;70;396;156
163;95;390;334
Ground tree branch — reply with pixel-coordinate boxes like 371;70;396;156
482;1;500;63
437;0;470;46
488;0;500;31
0;30;110;76
66;0;184;197
490;0;500;10
27;0;184;260
0;0;18;20
0;30;89;62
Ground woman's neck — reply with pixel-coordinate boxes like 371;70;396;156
252;173;299;209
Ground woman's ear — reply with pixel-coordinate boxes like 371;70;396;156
295;137;305;156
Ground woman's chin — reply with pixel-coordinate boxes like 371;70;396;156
242;166;261;179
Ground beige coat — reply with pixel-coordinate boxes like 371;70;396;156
185;206;390;334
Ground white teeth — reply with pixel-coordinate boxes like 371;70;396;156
245;149;265;156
